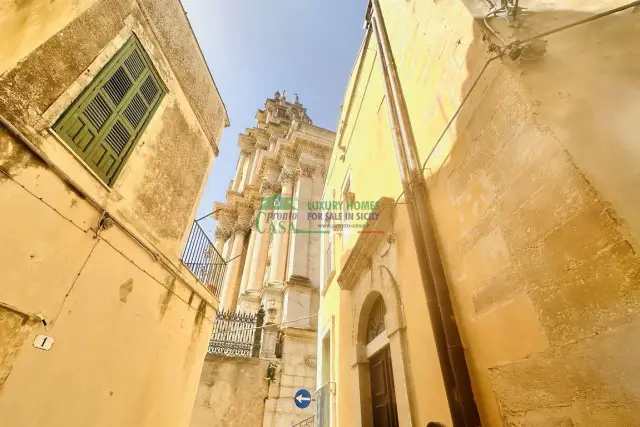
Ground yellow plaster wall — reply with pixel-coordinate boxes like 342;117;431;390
321;0;640;425
0;0;226;425
0;0;100;74
0;126;218;427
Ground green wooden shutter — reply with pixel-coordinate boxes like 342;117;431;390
53;36;166;186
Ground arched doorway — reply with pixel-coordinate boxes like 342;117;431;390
366;296;399;427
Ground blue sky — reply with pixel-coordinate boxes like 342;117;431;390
181;0;368;236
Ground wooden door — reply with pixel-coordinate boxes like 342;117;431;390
369;346;399;427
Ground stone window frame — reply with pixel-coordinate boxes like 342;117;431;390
323;214;335;292
37;14;171;193
51;35;166;187
340;170;352;242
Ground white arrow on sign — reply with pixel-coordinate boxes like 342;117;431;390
295;395;311;403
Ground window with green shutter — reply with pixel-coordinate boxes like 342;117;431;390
53;36;166;186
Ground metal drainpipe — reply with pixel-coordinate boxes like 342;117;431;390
368;1;481;426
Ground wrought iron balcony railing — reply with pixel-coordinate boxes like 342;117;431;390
181;221;226;299
208;307;265;358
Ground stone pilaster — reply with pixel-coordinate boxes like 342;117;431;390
238;219;258;295
268;169;296;283
219;205;253;310
237;219;262;313
242;184;274;309
231;150;250;192
282;276;318;330
286;162;317;281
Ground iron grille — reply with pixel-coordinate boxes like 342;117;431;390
181;221;226;298
315;383;330;427
292;416;314;427
208;307;265;358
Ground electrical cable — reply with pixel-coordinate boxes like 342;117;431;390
212;312;320;336
393;0;640;207
0;165;217;326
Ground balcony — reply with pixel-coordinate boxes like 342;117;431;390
181;221;226;299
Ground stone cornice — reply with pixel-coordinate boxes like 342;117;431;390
337;197;395;291
282;327;317;342
283;275;317;295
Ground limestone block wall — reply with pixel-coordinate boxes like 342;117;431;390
320;0;640;425
189;355;270;427
264;332;317;427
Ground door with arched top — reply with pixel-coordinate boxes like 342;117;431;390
367;297;399;427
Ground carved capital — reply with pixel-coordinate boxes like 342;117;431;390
236;204;254;232
297;163;316;178
240;148;253;157
215;227;232;242
234;222;252;235
278;170;297;186
260;179;281;197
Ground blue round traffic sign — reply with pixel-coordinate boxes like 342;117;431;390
294;388;312;409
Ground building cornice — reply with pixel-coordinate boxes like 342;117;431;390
337;197;396;291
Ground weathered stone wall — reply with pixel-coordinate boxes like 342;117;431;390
0;125;217;427
0;0;227;257
320;0;640;425
189;355;269;427
0;0;226;426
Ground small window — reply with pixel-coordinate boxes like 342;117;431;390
53;36;166;186
324;217;334;285
366;296;386;344
325;237;334;282
341;174;352;241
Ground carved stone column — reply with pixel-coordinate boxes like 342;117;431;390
268;169;296;283
237;215;260;312
242;183;276;310
238;218;258;295
214;227;232;256
286;162;316;280
231;150;250;192
219;208;252;310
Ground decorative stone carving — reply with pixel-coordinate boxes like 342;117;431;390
267;299;278;323
344;191;356;204
304;355;317;368
215;227;232;241
297;163;316;178
235;204;254;235
278;170;297;186
260;179;280;196
234;222;252;235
